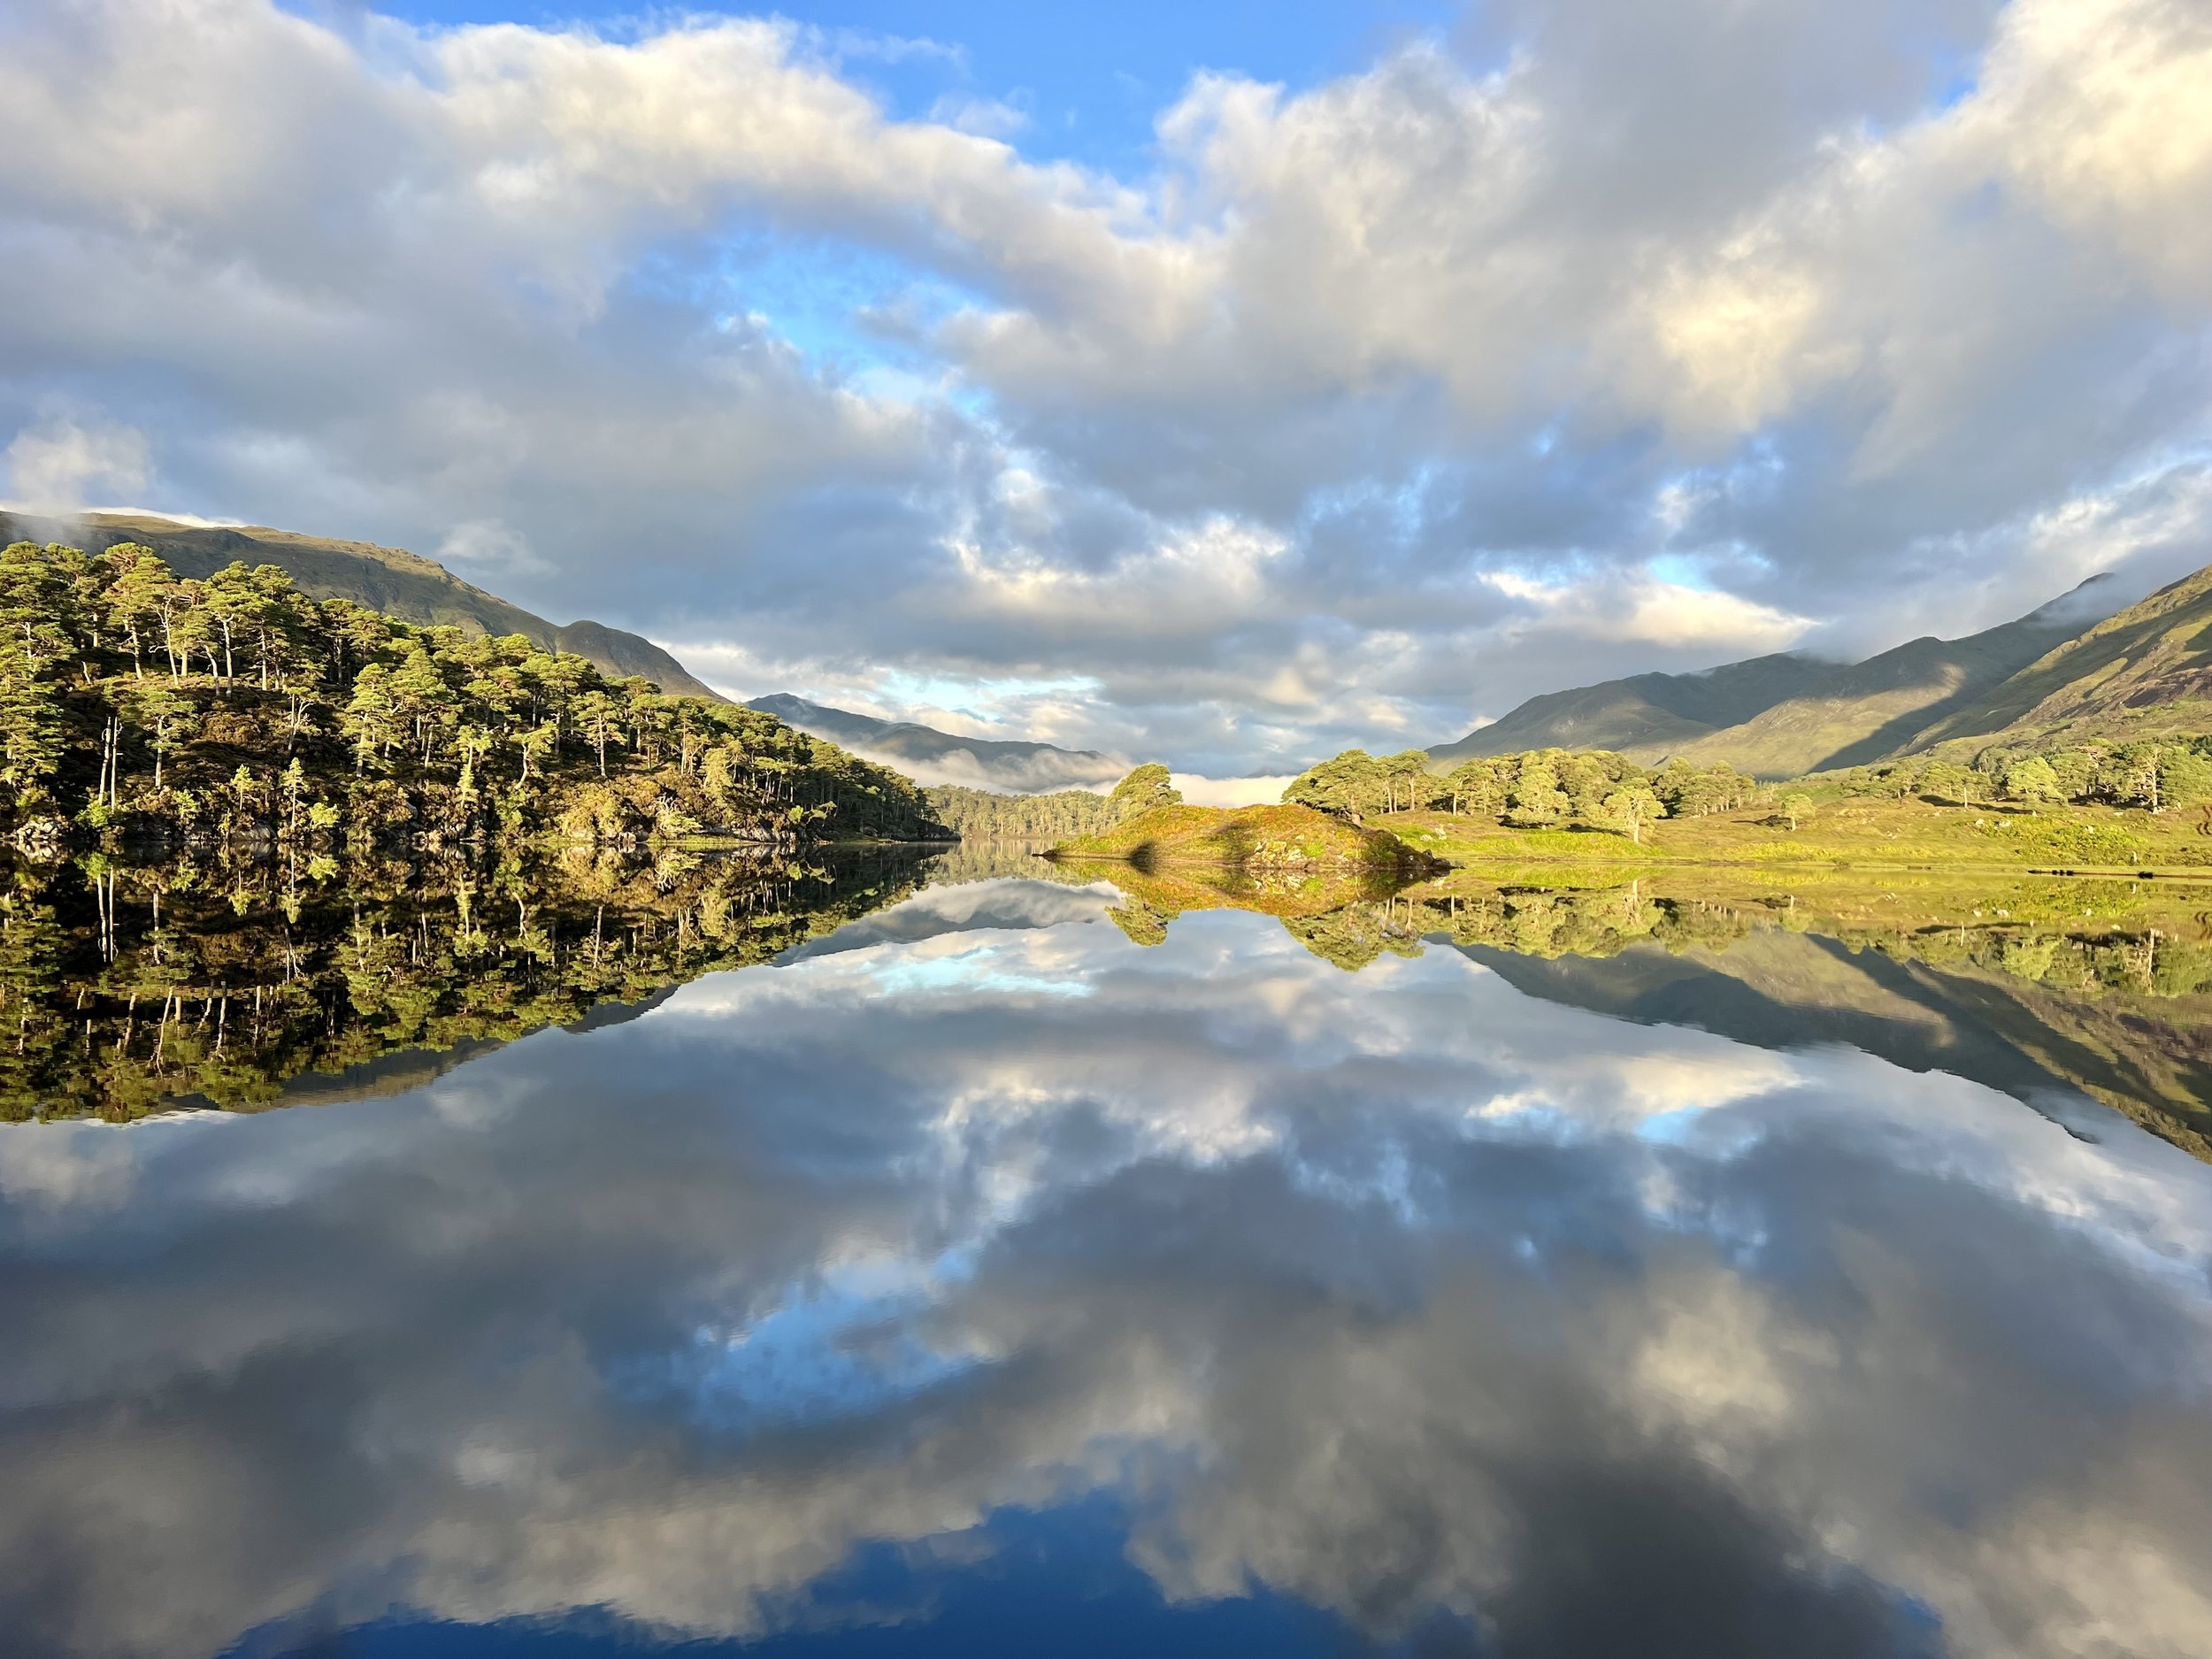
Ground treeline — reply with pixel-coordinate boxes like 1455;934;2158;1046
1286;887;1762;972
0;540;946;854
0;847;928;1122
922;784;1121;841
924;762;1179;842
1824;739;2212;811
1286;748;1762;842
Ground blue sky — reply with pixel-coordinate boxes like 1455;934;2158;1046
6;0;2211;773
360;1;1466;169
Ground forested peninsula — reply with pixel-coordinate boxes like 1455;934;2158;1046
0;539;947;856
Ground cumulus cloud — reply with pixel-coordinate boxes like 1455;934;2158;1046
2;0;2208;769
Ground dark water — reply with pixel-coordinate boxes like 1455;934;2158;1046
4;860;2211;1658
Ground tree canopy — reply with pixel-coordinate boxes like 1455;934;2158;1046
1107;763;1183;818
922;785;1120;841
1826;739;2212;813
1283;746;1762;839
0;540;946;855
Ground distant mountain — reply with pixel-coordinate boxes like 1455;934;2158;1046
749;694;1124;792
1432;577;2131;779
0;510;725;702
1663;580;2120;777
1427;653;1830;764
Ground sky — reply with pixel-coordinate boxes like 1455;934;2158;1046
2;0;2209;774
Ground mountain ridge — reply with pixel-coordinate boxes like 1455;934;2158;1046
1907;562;2212;753
748;694;1124;793
1662;580;2120;777
1427;652;1832;765
1431;575;2136;778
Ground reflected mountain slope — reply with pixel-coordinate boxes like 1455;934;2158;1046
776;849;1119;964
1072;870;2212;1162
1434;890;2212;1161
1465;933;2110;1129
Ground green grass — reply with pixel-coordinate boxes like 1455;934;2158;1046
1379;795;2212;877
1052;802;1426;870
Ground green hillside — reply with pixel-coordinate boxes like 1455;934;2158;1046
1429;577;2128;779
1666;593;2101;777
0;511;724;702
1049;802;1440;872
1906;563;2212;753
1427;652;1825;764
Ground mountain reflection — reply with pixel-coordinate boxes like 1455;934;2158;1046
2;879;2209;1658
1073;861;2212;1162
17;839;2204;1166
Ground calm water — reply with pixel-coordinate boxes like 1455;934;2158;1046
4;861;2212;1658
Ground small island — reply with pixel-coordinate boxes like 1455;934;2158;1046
1044;765;1443;876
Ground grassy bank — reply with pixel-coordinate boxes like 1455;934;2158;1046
1379;792;2212;878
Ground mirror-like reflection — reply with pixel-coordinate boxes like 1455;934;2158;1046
1070;859;2212;1162
0;849;939;1121
2;865;2210;1657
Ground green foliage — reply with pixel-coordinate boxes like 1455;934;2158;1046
1106;897;1172;948
2001;754;2064;804
0;540;946;854
1282;749;1443;820
1108;763;1183;818
1052;802;1432;872
1833;737;2212;816
1970;814;2148;868
1284;746;1757;841
1507;751;1569;825
922;785;1120;841
1598;782;1668;844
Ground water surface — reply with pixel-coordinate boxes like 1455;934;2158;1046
3;858;2210;1658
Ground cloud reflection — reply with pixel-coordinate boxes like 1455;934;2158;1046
0;882;2208;1657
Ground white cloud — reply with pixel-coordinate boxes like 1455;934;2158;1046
1968;0;2212;304
3;413;150;515
1170;772;1298;807
2;0;2208;770
435;518;549;577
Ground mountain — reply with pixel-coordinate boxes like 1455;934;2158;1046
1662;580;2119;777
1427;652;1829;764
1904;562;2212;753
749;694;1124;792
0;510;725;701
1431;577;2129;778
